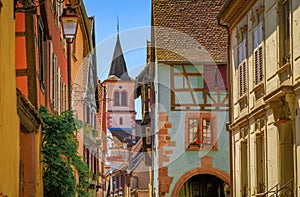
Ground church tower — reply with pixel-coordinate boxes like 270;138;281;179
103;31;136;145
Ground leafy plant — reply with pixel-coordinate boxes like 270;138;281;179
39;107;90;197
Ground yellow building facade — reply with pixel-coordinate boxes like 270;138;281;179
219;0;300;196
0;0;19;196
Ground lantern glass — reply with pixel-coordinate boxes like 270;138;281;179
60;16;78;39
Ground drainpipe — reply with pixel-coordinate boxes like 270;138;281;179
217;17;232;197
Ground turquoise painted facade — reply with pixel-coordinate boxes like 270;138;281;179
152;63;230;196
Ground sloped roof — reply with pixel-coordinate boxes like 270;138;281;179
152;0;227;63
108;36;131;80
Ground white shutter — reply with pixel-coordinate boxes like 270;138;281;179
49;42;53;104
254;22;264;85
53;55;57;111
62;83;66;111
58;67;61;114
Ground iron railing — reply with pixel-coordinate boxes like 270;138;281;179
261;178;293;197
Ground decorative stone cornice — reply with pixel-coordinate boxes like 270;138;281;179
219;0;256;27
263;86;294;103
17;88;42;133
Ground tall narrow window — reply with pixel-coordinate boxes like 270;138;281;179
254;17;264;85
202;119;212;144
121;91;127;106
256;135;265;193
38;20;45;90
94;156;97;174
114;91;120;106
281;0;290;64
188;119;199;145
241;140;248;196
119;117;123;125
238;34;247;97
57;67;61;113
49;43;54;104
86;148;90;168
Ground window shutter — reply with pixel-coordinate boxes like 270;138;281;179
254;21;264;86
49;42;53;104
53;56;57;111
243;62;246;95
254;50;259;85
57;67;61;114
258;46;263;82
64;83;67;111
239;65;243;96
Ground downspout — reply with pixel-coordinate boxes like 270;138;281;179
217;17;233;197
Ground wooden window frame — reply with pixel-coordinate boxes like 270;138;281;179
185;113;218;151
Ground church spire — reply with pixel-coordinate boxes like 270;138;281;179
117;16;119;36
108;19;130;80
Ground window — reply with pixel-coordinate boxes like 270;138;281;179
253;19;264;85
241;140;248;196
86;148;90;167
202;119;212;144
114;91;120;106
255;118;265;193
49;42;54;105
94;114;96;129
256;135;265;193
188;119;199;145
281;0;290;64
121;91;127;106
119;117;123;125
238;35;247;97
94;156;97;174
186;113;217;150
38;20;45;91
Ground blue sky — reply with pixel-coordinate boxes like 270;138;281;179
83;0;151;119
83;0;151;80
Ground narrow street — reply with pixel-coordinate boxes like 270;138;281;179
1;0;300;197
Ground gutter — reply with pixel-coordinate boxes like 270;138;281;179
217;16;233;197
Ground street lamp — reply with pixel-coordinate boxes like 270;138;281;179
59;5;78;110
60;5;79;43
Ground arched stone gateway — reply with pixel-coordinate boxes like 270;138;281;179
172;168;230;197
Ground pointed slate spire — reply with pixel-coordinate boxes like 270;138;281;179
108;19;130;80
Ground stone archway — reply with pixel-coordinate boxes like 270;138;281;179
172;167;230;197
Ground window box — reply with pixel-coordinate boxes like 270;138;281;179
187;144;200;151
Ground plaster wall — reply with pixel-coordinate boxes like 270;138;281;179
105;81;135;111
0;0;19;196
153;64;230;196
105;81;136;130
